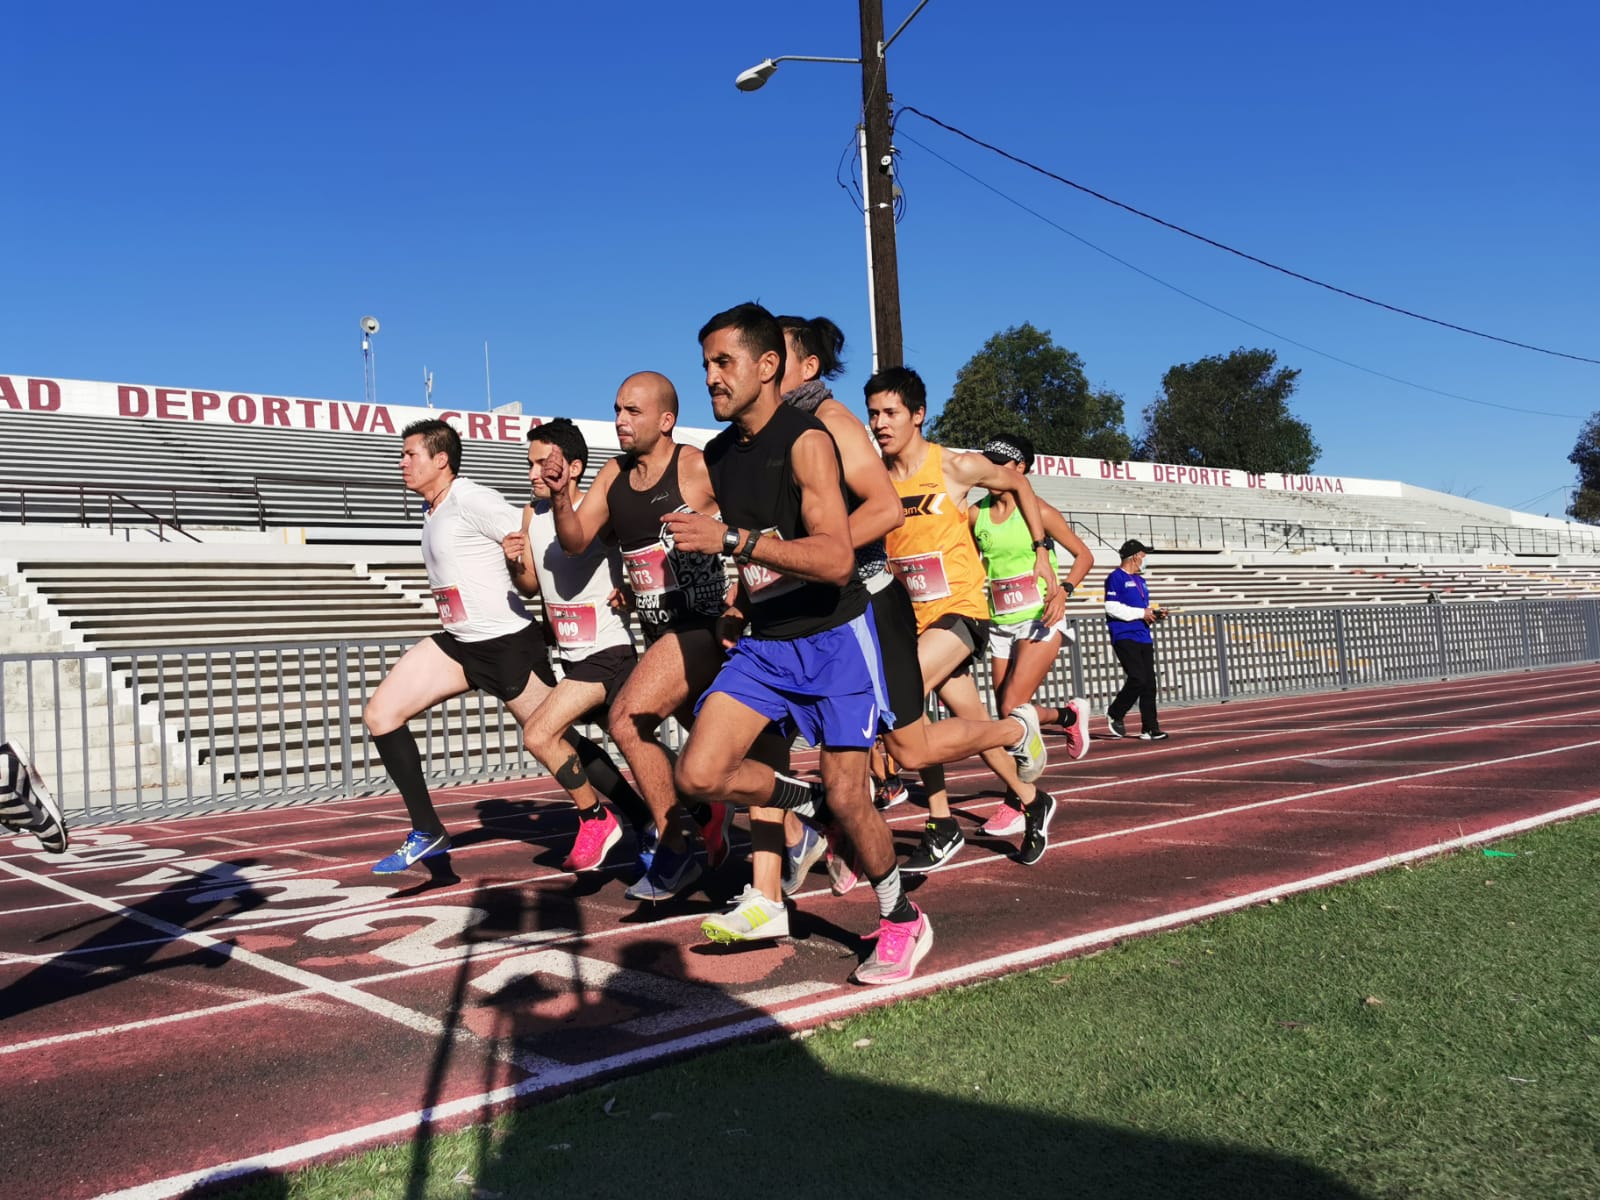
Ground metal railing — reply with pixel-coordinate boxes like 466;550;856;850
4;596;1596;827
1062;511;1600;556
0;483;221;542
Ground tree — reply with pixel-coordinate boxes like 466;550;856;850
1568;414;1600;523
1138;348;1320;474
928;323;1133;460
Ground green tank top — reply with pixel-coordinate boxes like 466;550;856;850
972;495;1058;625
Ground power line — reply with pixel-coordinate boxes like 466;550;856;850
897;105;1600;368
894;127;1587;421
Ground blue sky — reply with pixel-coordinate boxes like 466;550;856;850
5;2;1596;515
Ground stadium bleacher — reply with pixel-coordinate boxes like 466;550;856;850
3;394;1597;821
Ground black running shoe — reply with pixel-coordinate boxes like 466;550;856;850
1107;714;1128;739
902;820;964;874
1017;790;1057;866
1140;730;1170;742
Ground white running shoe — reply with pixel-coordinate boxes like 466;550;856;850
701;885;790;943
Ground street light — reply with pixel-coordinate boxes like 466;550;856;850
736;1;932;372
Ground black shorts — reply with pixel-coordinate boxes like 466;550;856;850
929;611;990;680
559;643;638;711
431;623;556;702
870;578;928;731
641;615;723;647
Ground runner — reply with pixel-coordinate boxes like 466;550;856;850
969;432;1095;838
670;302;930;983
362;419;558;873
542;373;734;901
868;367;1064;869
502;418;654;873
0;741;68;853
763;315;1065;891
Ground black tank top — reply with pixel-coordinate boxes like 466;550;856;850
605;444;727;636
704;404;866;640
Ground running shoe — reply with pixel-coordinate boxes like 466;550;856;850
634;823;659;878
1106;713;1128;739
874;774;909;810
902;820;964;874
781;824;829;897
1063;698;1091;761
702;885;790;943
980;798;1025;838
562;806;621;873
697;802;735;871
624;841;703;901
0;741;67;853
372;829;450;874
853;904;933;985
1140;730;1170;742
826;846;861;895
1007;703;1048;783
1016;790;1057;866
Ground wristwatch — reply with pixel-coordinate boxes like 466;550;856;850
722;527;741;555
1032;536;1054;551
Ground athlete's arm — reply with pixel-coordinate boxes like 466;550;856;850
501;506;541;599
674;445;722;517
659;430;854;586
946;450;1065;616
1041;502;1094;595
546;451;617;553
818;399;903;548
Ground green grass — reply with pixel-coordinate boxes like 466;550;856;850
217;817;1600;1200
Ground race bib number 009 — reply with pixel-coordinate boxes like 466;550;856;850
889;552;951;602
547;602;598;649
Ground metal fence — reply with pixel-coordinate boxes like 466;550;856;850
4;596;1597;826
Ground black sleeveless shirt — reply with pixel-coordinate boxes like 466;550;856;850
704;404;866;640
605;444;727;636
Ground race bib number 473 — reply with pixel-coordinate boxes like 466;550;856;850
622;541;677;597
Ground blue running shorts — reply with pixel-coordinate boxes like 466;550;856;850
696;613;894;749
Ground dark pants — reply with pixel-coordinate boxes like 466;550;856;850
1109;638;1159;732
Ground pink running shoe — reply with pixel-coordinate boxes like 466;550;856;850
563;807;622;872
981;800;1025;838
699;802;734;871
853;905;933;985
826;846;860;895
1063;697;1091;761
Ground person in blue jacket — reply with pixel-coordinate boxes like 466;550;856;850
1103;539;1169;741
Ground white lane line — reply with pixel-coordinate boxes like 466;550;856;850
0;860;476;1045
93;796;1600;1200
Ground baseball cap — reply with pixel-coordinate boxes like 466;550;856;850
1117;539;1153;559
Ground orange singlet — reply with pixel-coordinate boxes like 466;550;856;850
884;443;990;634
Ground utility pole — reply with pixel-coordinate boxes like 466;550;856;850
859;0;903;369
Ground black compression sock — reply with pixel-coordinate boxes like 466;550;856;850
372;727;444;836
568;733;652;832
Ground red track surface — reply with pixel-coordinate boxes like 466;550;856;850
4;665;1598;1199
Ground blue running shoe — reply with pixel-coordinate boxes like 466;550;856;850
634;823;659;878
781;824;829;897
624;840;703;901
372;829;450;874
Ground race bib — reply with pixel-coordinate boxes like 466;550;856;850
432;586;468;627
740;528;804;604
547;602;598;650
989;571;1041;616
621;541;678;598
889;551;951;602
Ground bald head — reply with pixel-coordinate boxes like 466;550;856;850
615;371;679;456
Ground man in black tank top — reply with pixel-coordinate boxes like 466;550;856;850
543;371;736;903
664;303;932;985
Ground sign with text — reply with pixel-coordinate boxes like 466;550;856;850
1024;450;1399;498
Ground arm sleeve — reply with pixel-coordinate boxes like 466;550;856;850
1105;600;1146;621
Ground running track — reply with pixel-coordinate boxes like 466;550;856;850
4;665;1598;1200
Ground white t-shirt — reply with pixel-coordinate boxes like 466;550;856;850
420;476;531;642
525;501;634;662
